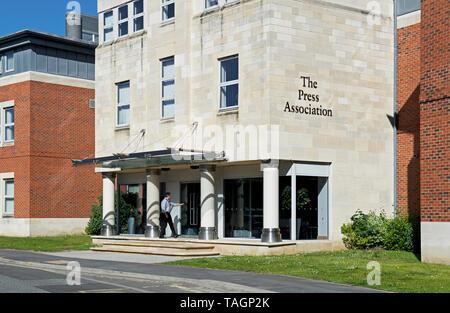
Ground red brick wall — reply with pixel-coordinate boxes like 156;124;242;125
420;0;450;222
0;80;101;219
28;81;101;218
0;81;32;218
397;22;421;217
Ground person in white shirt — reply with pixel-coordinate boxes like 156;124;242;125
160;192;184;238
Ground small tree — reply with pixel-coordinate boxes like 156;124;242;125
85;193;140;235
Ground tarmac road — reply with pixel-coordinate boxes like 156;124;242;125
0;249;383;293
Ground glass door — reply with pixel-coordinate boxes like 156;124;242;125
180;183;201;237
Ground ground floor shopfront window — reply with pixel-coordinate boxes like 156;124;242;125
224;174;329;240
224;178;264;239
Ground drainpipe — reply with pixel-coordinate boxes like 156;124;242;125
393;0;398;217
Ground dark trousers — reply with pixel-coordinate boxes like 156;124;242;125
160;212;177;237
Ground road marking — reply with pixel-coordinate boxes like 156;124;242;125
79;288;128;294
170;283;202;293
80;276;149;293
46;260;70;265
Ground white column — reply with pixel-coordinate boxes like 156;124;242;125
145;169;161;238
102;172;116;236
261;160;282;242
199;166;217;240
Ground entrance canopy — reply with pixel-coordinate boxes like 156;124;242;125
72;149;227;170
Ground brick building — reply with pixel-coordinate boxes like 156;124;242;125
0;30;101;236
396;0;449;264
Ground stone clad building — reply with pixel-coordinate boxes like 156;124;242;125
0;30;101;236
88;0;396;249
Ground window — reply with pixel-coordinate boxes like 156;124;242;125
5;52;14;72
103;11;114;42
4;107;14;142
220;56;239;109
162;0;175;21
82;31;99;43
3;179;14;216
118;5;129;37
133;0;144;32
161;57;175;119
117;82;130;127
205;0;219;9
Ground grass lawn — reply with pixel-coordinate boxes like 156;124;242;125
166;250;450;293
0;235;94;252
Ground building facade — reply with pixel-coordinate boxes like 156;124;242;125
0;30;101;236
396;0;449;264
91;0;395;247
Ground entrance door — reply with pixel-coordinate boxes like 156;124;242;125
180;183;201;237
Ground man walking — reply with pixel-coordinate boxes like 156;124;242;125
160;192;184;238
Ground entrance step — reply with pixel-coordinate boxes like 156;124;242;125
91;238;220;257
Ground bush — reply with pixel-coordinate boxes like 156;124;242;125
341;210;387;250
85;193;140;236
341;210;415;252
85;197;103;235
383;215;414;251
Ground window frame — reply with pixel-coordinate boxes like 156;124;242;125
0;101;15;147
205;0;219;10
161;57;175;119
161;0;175;22
103;10;114;43
3;106;14;143
117;81;131;128
219;55;239;110
4;52;14;73
118;4;129;38
133;0;145;32
3;179;14;217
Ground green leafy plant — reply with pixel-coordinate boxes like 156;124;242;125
85;193;140;235
383;215;414;251
281;186;311;210
341;210;415;252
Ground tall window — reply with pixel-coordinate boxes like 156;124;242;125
5;52;14;72
133;0;144;32
117;82;130;127
220;56;239;109
118;5;129;37
162;0;175;21
3;179;14;216
161;57;175;119
205;0;218;9
103;11;114;42
4;107;14;142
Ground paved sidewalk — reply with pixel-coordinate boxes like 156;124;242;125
43;250;194;264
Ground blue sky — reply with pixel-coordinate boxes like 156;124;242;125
0;0;98;37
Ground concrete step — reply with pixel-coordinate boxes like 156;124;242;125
98;239;215;250
91;245;220;257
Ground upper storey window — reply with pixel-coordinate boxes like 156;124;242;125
220;56;239;109
103;11;114;42
0;52;14;74
205;0;218;9
133;0;144;32
162;0;175;21
205;0;238;10
118;5;129;37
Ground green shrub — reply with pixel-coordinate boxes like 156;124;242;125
85;193;140;236
85;197;103;235
383;215;414;252
341;210;387;250
341;210;415;252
